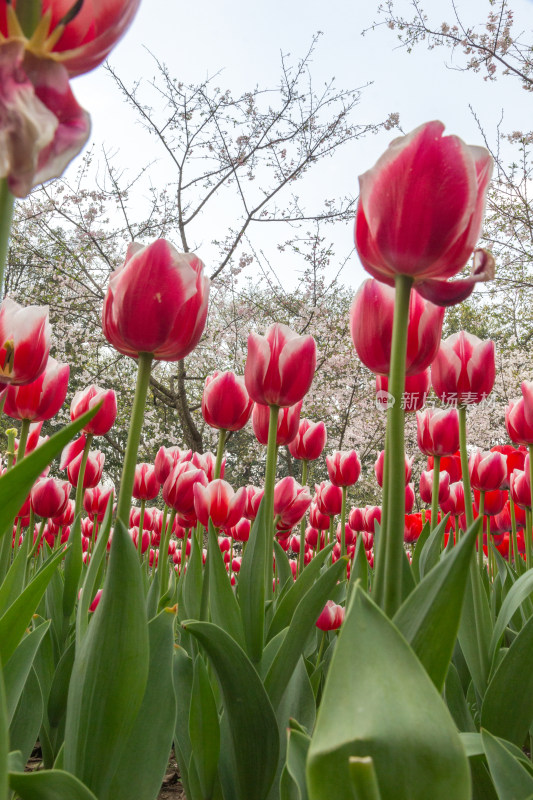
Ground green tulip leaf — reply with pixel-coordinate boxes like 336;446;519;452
64;520;149;799
47;639;75;729
0;527;32;615
0;546;66;665
181;527;203;621
3;621;49;724
173;647;194;800
189;654;220;799
393;519;478;691
490;569;533;657
264;557;348;711
9;769;98;800
306;584;471;800
183;619;279;800
481;612;533;747
482;729;533;800
281;728;311;800
458;556;492;698
76;499;113;645
268;544;334;642
238;499;269;663
207;520;245;646
107;608;177;800
0;407;99;544
410;520;431;583
418;513;450;579
273;538;294;596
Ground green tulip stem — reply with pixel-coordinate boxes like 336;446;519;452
454;515;460;542
348;757;383;800
510;499;520;571
158;508;177;601
137;498;146;563
0;180;15;301
215;429;227;480
5;428;16;469
116;352;154;528
527;507;532;572
264;405;279;598
375;273;413;617
17;418;31;462
29;519;47;560
0;391;7;421
526;444;533;569
74;434;94;519
430;455;441;533
315;630;327;669
478;491;485;569
458;406;473;529
298;459;308;575
340;485;348;559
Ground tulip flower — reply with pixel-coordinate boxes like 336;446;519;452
404;513;424;544
428;452;462;483
316;600;344;631
243;485;264;520
273;476;312;529
510;470;531;509
244;322;316;407
351;280;444;376
0;41;90;197
202;370;253;431
469;450;507;492
53;497;75;528
191;450;225;482
362;505;382;533
416;408;460;457
0;298;50;385
420;469;450;505
67;449;104;488
506;398;533;445
70;384;117;436
354;120;493;306
405;483;415;513
4;355;69;421
440;481;466;517
309;501;331;531
252;400;302;446
315;481;343;517
228;517;251;543
102;239;210;361
375;369;430;412
132;463;160;501
193;480;247;530
31;476;70;519
326;450;361;487
474;489;507;517
83;483;114;524
431;331;495;406
348;507;365;532
288;418;327;461
163;461;208;517
154;445;188;484
374;450;413;487
0;0;141;78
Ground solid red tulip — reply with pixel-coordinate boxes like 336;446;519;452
431;331;495;406
202;370;253;431
351;279;444;376
4;355;68;421
288;418;327;461
70;384;117;436
474;489;507;517
102;239;209;361
355;120;493;306
244;322;316;407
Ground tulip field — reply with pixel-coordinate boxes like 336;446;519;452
1;3;533;800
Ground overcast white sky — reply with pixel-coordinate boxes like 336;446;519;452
66;0;533;289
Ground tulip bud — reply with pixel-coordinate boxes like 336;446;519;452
326;450;361;487
132;463;160;501
244;322;316;407
288;418;327;461
31;477;71;519
316;600;344;631
202;370;253;431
